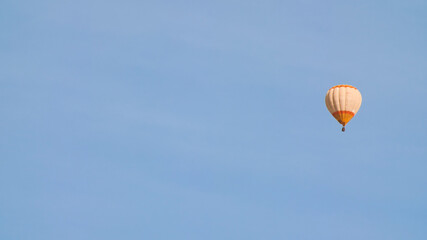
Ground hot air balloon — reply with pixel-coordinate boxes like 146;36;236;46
325;85;362;132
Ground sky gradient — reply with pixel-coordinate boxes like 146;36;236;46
1;0;427;239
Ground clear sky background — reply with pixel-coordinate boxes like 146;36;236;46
1;0;427;239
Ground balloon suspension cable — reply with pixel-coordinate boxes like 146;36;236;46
342;126;345;132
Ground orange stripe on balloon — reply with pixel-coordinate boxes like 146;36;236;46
329;85;357;90
332;111;355;126
332;110;355;117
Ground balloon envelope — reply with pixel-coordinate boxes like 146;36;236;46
325;85;362;127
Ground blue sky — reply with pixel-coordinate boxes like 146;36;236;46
1;0;427;239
